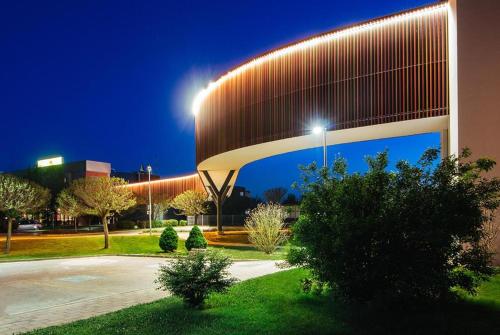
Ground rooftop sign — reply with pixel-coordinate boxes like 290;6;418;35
37;156;64;168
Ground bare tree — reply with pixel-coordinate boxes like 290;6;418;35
69;177;136;249
170;190;208;225
0;174;50;254
153;198;171;221
263;187;287;204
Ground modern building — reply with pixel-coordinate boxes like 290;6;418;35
111;169;161;184
122;173;205;202
11;157;111;192
192;0;500;256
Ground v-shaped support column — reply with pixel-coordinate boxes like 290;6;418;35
200;170;236;234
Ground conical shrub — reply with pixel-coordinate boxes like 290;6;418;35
185;225;208;251
159;225;178;252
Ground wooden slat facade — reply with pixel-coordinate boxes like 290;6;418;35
195;5;449;165
123;174;205;202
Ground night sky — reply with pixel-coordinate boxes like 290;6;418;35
1;0;438;196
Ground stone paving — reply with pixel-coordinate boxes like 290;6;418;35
0;256;281;334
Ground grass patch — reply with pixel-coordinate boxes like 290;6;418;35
24;269;500;335
0;235;286;261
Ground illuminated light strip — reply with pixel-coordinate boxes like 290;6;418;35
192;3;449;116
121;173;200;188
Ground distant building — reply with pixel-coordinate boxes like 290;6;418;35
10;157;111;188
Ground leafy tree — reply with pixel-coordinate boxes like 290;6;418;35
69;177;136;249
263;187;287;204
0;174;50;254
155;250;237;307
245;203;288;254
288;149;500;303
57;188;85;231
185;225;208;251
159;225;178;252
170;190;208;225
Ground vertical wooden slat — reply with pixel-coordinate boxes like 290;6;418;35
196;5;449;165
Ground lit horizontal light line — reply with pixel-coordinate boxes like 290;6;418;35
122;173;200;187
192;3;448;116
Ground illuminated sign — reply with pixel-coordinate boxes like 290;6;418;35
37;156;64;168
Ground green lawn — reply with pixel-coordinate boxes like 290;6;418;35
0;235;285;261
24;269;500;335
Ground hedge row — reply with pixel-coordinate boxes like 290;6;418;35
116;219;188;230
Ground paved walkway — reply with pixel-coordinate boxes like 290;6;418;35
0;256;281;334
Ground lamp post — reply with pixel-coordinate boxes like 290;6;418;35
313;126;327;168
147;165;152;236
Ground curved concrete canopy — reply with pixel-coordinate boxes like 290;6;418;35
197;116;448;172
194;3;450;196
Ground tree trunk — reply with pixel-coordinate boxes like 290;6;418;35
102;215;109;249
4;217;13;254
216;198;223;235
194;214;197;226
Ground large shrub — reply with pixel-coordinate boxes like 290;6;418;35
245;203;288;254
288;149;500;302
179;219;188;226
159;225;178;252
185;225;208;251
155;250;237;307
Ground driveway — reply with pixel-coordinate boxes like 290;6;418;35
0;256;281;334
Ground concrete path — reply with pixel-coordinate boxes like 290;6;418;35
0;256;281;334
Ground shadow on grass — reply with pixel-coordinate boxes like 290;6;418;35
301;294;500;335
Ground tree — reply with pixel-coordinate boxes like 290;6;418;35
153;198;171;221
288;149;500;302
170;190;208;225
69;177;136;249
0;174;50;254
263;187;287;204
56;188;86;231
245;203;288;254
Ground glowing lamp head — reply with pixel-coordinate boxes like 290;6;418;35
312;126;324;135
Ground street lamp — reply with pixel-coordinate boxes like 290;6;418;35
313;126;327;168
147;165;152;236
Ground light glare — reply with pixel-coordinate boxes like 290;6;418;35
313;126;324;135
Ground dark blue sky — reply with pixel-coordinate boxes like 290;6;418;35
1;0;438;196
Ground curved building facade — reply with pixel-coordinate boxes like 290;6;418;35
123;174;205;201
194;0;500;255
195;4;449;167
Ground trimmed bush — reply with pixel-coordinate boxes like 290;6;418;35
152;220;164;228
117;220;136;230
179;219;188;226
185;225;208;251
159;225;178;252
155;250;237;307
164;219;178;227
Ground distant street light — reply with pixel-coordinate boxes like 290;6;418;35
147;165;152;236
313;126;327;168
